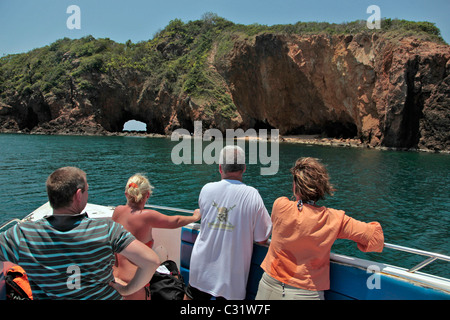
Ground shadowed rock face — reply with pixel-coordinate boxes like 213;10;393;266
1;33;449;151
224;33;449;150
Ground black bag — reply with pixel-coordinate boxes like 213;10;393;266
149;260;185;300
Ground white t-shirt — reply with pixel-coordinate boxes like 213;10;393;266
189;179;272;299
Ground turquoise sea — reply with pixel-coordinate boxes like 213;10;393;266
0;133;449;278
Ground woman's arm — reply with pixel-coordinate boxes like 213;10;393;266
338;215;384;252
144;209;201;229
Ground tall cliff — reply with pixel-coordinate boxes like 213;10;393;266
0;17;448;151
223;33;449;150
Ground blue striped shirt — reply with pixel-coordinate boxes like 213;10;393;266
0;213;135;300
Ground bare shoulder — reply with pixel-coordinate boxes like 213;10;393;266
139;209;168;222
140;209;162;217
114;205;127;210
112;205;129;220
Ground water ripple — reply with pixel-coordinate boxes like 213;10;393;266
0;134;448;277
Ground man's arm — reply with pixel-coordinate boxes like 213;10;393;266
109;239;160;296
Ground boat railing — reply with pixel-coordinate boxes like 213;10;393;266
383;242;450;273
0;219;21;232
144;205;450;275
1;205;449;275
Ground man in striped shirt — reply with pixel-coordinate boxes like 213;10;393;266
0;167;160;299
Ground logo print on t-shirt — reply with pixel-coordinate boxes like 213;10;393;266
208;201;236;231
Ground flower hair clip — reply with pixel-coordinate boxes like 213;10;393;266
128;182;139;189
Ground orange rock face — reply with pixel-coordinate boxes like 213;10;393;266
223;33;449;151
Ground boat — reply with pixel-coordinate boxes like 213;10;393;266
1;202;449;300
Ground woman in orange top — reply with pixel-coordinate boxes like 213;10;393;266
256;157;384;300
112;173;201;300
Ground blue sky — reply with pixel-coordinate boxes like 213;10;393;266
1;0;449;56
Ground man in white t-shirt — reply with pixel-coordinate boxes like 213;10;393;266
185;145;272;300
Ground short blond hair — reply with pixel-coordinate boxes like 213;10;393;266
125;173;154;204
290;157;335;202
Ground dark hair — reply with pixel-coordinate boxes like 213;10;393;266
46;167;87;209
290;157;335;202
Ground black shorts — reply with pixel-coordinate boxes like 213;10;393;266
185;284;226;300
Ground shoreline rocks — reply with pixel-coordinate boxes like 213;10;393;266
1;128;447;154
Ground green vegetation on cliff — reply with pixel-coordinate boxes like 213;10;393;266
0;13;445;120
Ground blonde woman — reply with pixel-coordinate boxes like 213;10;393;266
112;173;201;300
256;157;384;300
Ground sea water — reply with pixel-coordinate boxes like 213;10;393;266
0;133;448;278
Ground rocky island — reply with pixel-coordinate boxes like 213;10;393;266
0;15;448;152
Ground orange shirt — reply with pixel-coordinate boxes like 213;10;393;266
261;197;384;291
